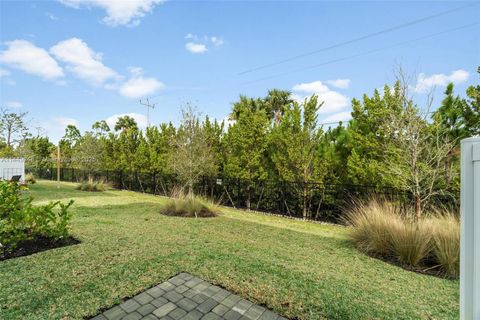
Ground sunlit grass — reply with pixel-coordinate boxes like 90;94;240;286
0;180;459;320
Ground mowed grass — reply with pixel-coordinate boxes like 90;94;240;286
0;181;458;319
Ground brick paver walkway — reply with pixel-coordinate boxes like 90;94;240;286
91;273;286;320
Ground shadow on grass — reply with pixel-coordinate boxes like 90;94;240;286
0;236;80;261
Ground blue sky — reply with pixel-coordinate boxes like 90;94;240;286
0;0;479;142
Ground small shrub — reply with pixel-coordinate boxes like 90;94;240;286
389;219;432;267
24;173;36;184
430;212;459;277
0;180;74;252
160;192;218;218
76;178;110;192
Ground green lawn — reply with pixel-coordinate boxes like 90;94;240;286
0;181;458;319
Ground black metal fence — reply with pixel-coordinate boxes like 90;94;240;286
27;167;426;222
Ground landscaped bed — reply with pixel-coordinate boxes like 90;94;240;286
0;180;459;320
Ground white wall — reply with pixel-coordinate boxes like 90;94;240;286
0;158;25;182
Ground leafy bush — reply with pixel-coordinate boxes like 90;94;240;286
76;179;110;192
24;173;36;184
344;199;459;277
0;180;74;252
160;192;218;218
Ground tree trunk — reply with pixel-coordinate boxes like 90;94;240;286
246;184;251;211
414;193;421;219
7;127;12;147
302;182;308;220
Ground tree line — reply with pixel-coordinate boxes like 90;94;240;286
1;68;479;216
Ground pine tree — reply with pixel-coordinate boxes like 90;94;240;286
224;101;269;209
270;95;325;218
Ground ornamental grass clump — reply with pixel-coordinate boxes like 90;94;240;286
24;173;36;184
76;178;111;192
388;218;432;267
344;199;460;278
343;199;401;256
430;211;460;277
160;190;218;218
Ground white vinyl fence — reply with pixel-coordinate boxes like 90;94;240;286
0;158;25;182
460;137;480;320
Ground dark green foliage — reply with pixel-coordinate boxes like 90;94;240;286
4;67;479;216
17;136;55;169
0;180;74;251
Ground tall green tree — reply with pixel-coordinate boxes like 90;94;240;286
463;66;480;136
204;116;225;174
347;83;403;188
319;123;352;185
114;116;138;132
224;100;270;209
17;136;55;168
170;104;216;195
0;108;29;149
270;95;325;218
59;124;81;168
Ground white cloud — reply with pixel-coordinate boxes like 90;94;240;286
414;69;469;93
326;79;351;89
292;80;329;93
185;33;197;40
0;68;11;77
54;117;79;127
0;40;64;80
128;66;143;76
58;0;165;26
50;38;120;86
119;68;164;98
322;111;352;124
46;12;59;20
222;116;236;129
106;113;148;129
210;36;224;47
184;34;223;53
292;80;350;114
5;101;23;108
41;117;79;143
185;42;207;54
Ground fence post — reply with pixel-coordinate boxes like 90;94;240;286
460;137;480;320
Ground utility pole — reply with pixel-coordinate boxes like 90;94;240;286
57;143;61;189
139;98;156;127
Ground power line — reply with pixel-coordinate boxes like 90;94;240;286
241;22;478;86
238;2;479;76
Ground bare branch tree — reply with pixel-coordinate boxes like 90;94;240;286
170;103;217;196
383;68;454;218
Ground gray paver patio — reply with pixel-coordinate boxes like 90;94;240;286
91;273;287;320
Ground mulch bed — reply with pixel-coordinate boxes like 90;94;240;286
1;236;80;261
365;251;455;279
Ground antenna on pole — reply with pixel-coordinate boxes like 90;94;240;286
139;98;156;127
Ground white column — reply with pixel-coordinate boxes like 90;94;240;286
460;137;480;320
